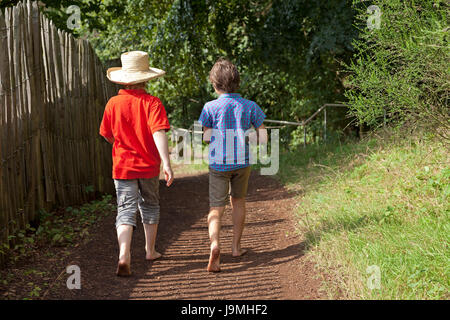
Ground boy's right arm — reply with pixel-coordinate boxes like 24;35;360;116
148;98;173;186
153;129;174;187
251;103;267;145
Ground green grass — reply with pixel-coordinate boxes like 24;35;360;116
278;130;449;299
172;162;209;176
169;137;209;176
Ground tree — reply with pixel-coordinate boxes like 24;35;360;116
345;0;449;139
3;0;359;144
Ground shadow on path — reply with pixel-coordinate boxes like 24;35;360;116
47;171;310;300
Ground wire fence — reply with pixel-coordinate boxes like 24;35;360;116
171;104;350;148
264;103;349;146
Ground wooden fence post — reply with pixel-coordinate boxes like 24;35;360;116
0;1;118;266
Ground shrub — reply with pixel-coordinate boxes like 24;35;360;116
345;0;449;140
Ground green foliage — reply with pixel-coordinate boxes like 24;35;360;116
74;0;355;140
1;195;114;264
345;0;449;138
1;0;109;32
3;0;358;142
27;283;42;298
5;0;446;141
277;129;449;299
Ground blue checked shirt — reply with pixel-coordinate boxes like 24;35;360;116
198;93;266;171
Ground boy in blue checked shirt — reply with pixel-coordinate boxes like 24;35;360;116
198;58;267;272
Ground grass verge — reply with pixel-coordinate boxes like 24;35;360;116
278;129;449;299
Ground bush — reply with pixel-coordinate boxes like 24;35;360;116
345;0;449;139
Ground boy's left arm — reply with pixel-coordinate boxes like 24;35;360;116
105;136;115;144
198;105;213;143
203;127;212;143
100;103;114;144
256;124;268;145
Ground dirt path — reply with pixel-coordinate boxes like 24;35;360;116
45;171;324;300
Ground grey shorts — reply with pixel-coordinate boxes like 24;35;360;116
209;166;251;207
114;177;160;229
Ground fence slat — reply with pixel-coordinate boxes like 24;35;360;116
0;1;118;266
5;6;19;240
0;8;9;266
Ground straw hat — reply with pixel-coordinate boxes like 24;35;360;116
106;51;165;85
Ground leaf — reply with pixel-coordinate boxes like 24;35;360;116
52;234;63;242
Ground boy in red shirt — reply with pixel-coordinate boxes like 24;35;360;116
100;51;173;276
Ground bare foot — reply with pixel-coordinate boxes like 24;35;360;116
146;251;162;261
232;248;248;257
207;245;221;272
116;260;131;277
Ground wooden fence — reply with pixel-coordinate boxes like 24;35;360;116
0;1;118;265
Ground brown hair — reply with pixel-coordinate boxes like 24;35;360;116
209;58;240;93
125;81;147;90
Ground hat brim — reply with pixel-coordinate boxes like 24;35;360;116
106;67;165;85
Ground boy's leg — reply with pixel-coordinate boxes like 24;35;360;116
207;206;225;272
143;224;161;260
230;196;246;256
208;168;232;272
137;177;161;260
230;166;251;257
117;225;133;275
114;179;139;276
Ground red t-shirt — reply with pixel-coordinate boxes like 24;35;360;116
99;89;170;179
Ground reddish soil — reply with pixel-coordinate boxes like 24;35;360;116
2;171;326;300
